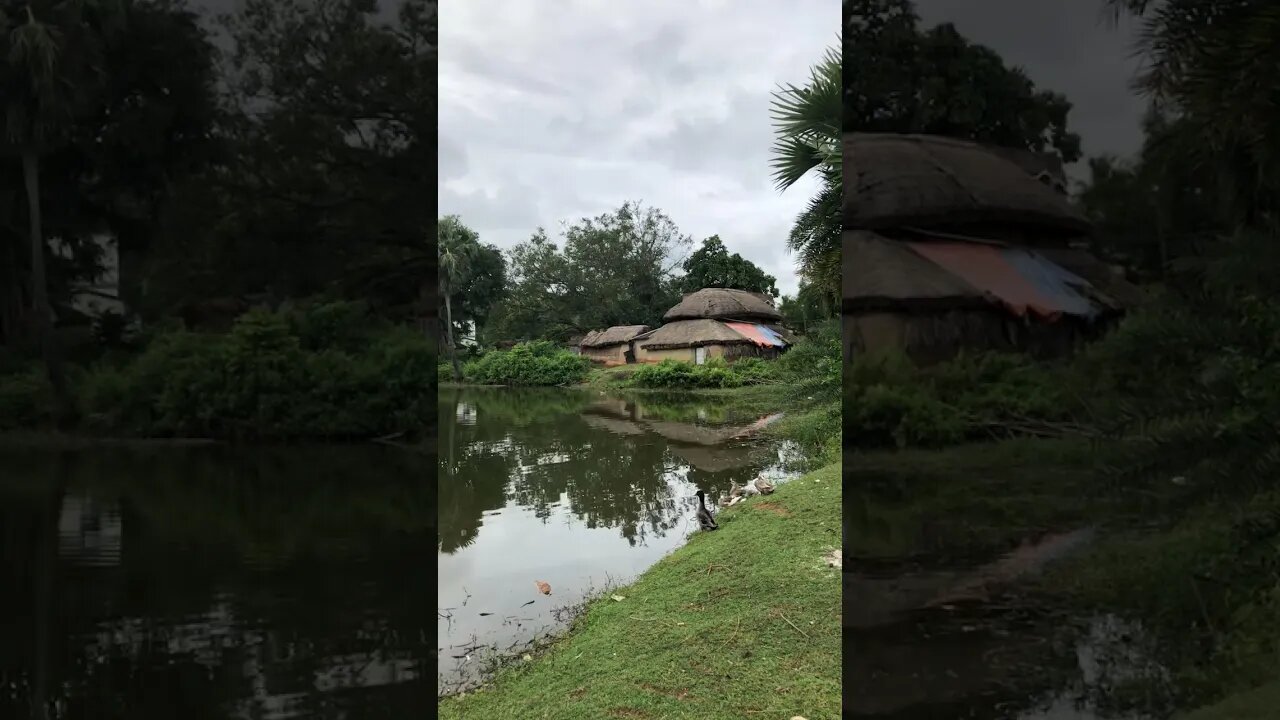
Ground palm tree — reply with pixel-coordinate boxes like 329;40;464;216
770;45;841;303
438;215;477;381
5;5;73;417
3;1;115;421
1104;0;1280;227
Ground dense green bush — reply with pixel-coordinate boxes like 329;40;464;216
74;302;434;439
843;348;1072;448
461;342;591;386
628;358;747;389
777;319;840;400
0;369;51;431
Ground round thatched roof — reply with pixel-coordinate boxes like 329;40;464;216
637;319;753;350
663;288;782;322
844;133;1091;234
580;325;650;347
842;231;988;311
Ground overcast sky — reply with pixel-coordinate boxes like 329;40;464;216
438;1;835;298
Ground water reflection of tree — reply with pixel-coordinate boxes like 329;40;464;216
439;389;783;551
0;448;431;719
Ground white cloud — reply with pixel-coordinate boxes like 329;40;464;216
438;0;836;296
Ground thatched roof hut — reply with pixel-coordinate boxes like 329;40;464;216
663;288;782;322
844;133;1090;235
580;325;650;348
842;231;988;313
636;319;764;351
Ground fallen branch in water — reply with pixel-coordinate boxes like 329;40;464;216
965;413;1101;440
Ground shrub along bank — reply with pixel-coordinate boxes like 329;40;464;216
0;301;434;440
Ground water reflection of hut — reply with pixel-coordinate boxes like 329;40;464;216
667;443;756;472
581;413;647;436
57;494;123;566
645;421;744;446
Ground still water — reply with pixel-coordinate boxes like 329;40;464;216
437;387;797;695
844;461;1171;719
0;445;432;719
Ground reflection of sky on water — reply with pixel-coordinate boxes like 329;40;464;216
437;388;797;694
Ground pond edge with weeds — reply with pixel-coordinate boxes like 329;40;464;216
438;461;842;720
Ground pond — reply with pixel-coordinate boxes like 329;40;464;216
0;445;432;719
437;386;799;695
843;447;1174;720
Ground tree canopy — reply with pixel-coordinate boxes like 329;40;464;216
486;202;690;343
680;235;778;298
843;0;1081;162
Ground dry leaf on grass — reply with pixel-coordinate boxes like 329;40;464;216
535;580;552;595
611;594;626;602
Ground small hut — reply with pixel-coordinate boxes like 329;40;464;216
635;288;791;364
578;325;650;365
843;133;1140;364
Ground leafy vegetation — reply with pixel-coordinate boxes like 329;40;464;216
627;358;760;389
844;0;1081;159
680;235;778;298
2;302;431;439
458;342;591;387
0;1;434;440
771;46;841;303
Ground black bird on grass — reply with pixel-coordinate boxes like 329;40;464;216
695;490;718;531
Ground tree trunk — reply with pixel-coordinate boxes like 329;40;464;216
23;149;71;425
443;289;462;380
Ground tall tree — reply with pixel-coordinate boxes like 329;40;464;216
778;279;835;334
1078;108;1227;277
2;0;122;418
143;0;434;318
1;1;220;345
844;0;1081;161
771;45;841;304
490;203;690;343
438;215;477;380
1104;0;1280;227
680;235;778;297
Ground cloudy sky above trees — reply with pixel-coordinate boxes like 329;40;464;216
438;1;835;298
436;0;1145;297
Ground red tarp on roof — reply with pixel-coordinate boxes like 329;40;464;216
724;322;786;347
908;241;1072;320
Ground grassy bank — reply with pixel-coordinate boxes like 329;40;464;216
439;462;842;720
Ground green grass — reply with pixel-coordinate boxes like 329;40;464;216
438;462;842;720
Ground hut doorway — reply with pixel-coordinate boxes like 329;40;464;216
694;347;708;365
624;348;635;364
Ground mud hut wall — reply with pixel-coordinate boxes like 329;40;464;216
636;345;697;363
635;343;777;364
844;309;1102;365
581;343;629;365
720;344;782;361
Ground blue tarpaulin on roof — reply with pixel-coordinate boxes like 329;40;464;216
998;247;1100;318
724;322;788;347
907;240;1107;320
